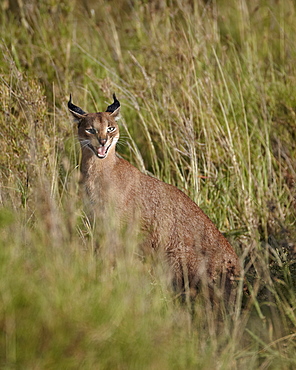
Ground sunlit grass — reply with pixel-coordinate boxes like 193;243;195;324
0;0;295;368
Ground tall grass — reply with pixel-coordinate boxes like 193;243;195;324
0;0;295;368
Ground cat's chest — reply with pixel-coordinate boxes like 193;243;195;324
83;170;129;206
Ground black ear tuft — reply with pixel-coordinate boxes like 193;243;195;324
106;93;120;113
68;94;87;116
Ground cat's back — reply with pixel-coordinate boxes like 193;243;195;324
135;168;240;270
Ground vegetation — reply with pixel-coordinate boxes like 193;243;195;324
0;0;295;368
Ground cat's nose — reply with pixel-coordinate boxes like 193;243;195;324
99;137;107;146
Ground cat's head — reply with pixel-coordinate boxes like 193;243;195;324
68;94;120;159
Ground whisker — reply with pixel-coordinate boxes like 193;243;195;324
79;140;90;146
79;139;90;144
117;138;128;144
78;139;93;151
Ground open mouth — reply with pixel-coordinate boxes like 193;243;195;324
97;144;111;159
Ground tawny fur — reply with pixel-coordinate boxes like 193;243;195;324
68;95;241;297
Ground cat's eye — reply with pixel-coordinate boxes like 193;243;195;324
85;128;96;134
107;127;116;133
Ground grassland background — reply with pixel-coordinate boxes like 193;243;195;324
0;0;295;368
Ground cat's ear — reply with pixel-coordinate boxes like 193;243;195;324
106;93;121;121
110;107;121;121
68;94;87;122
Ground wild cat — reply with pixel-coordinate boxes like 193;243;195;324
68;94;241;299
